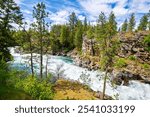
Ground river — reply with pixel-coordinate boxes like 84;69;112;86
9;47;150;100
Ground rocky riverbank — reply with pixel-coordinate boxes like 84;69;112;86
67;31;150;86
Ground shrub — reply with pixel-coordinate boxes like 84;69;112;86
143;34;150;52
0;60;10;85
114;58;127;68
142;63;150;69
15;76;54;100
128;55;136;61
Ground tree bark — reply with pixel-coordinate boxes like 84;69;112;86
29;38;34;77
102;69;108;100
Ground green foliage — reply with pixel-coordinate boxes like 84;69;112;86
121;19;128;32
128;55;137;61
60;25;68;46
0;86;32;100
0;60;10;85
69;12;78;31
97;12;118;70
15;76;54;100
0;0;23;61
114;58;127;68
87;26;94;39
143;34;150;52
128;13;136;32
83;17;87;32
33;2;49;79
75;20;83;50
138;14;148;31
142;63;150;69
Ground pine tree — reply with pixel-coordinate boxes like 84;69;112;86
33;2;48;79
18;22;35;77
75;20;83;51
138;14;148;31
148;10;150;30
107;11;117;36
68;12;78;48
83;17;87;32
60;25;67;47
87;26;95;55
0;0;23;61
96;12;107;39
69;12;78;31
97;12;118;99
128;13;136;32
121;19;128;32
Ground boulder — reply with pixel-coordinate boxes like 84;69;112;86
113;71;143;86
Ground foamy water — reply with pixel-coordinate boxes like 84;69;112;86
9;47;150;100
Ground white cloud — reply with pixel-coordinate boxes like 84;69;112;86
14;0;23;4
50;10;70;25
78;0;111;17
78;0;149;27
49;6;80;25
129;0;150;14
22;9;32;15
78;15;85;21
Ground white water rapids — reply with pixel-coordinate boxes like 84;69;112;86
9;47;150;100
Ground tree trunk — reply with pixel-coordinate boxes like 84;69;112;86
29;38;34;77
40;39;43;79
45;55;48;79
102;69;108;100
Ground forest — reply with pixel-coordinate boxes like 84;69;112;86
0;0;150;100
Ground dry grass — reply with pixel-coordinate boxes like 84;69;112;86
53;79;97;100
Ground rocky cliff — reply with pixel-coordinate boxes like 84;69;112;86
69;31;150;85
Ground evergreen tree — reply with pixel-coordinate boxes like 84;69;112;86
68;12;78;48
96;12;107;39
121;19;128;32
83;17;87;32
128;13;136;32
50;25;62;53
97;12;118;99
148;10;150;30
138;14;148;31
0;0;23;61
60;25;67;47
69;12;78;31
75;20;83;50
107;11;117;36
33;2;48;79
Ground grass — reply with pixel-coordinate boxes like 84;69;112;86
114;58;127;68
0;85;32;100
53;79;97;100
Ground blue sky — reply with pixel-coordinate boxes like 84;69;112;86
14;0;150;28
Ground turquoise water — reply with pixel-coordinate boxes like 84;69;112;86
9;47;150;100
56;56;73;64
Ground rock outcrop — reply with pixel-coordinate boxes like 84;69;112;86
118;31;150;64
69;31;150;85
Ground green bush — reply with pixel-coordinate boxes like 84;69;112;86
15;76;54;100
142;63;150;69
0;60;10;85
114;58;127;68
143;34;150;52
128;55;136;61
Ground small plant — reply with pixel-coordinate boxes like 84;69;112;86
78;71;92;86
143;34;150;52
128;55;136;61
114;58;127;68
142;63;150;69
15;76;54;100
